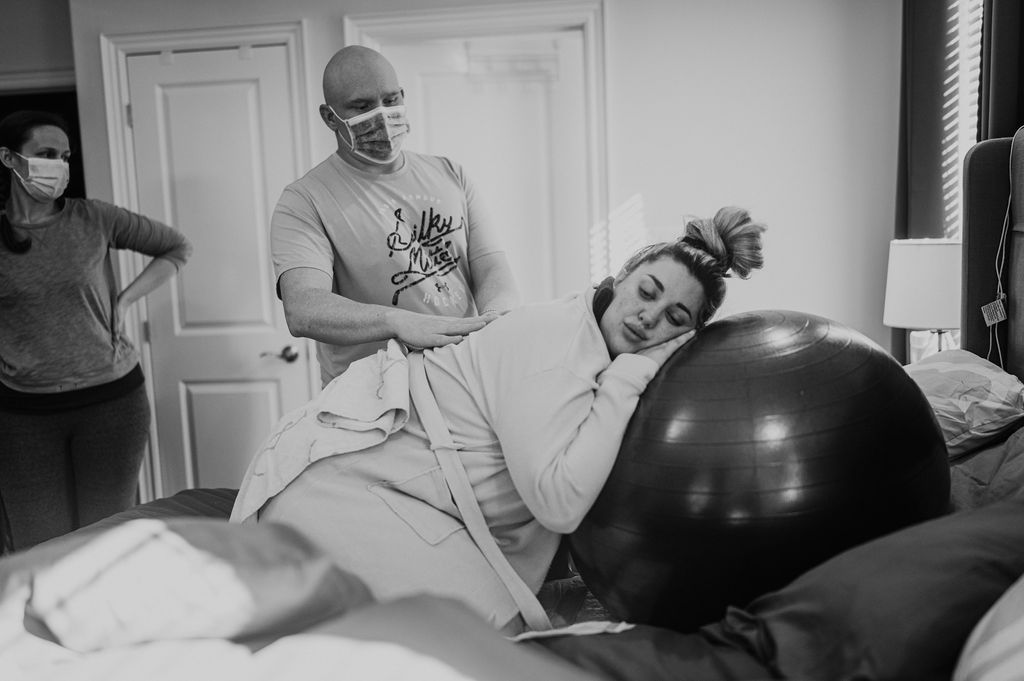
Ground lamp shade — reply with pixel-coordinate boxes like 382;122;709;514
883;238;962;330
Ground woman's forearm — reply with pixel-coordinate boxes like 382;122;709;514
117;257;179;309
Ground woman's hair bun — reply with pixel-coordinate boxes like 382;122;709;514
681;206;765;279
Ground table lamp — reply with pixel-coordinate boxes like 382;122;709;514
883;238;962;353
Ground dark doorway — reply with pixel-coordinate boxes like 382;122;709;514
0;89;86;199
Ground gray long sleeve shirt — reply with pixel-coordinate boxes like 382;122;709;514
0;199;192;392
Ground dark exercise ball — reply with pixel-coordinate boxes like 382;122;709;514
569;310;950;632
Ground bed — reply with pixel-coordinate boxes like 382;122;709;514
3;130;1024;681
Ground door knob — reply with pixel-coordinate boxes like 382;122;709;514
261;344;299;363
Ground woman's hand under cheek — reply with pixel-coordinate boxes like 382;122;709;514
635;329;696;368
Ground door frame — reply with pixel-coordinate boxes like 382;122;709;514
343;0;611;282
98;23;313;501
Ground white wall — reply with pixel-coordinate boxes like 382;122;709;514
61;0;901;349
605;0;901;344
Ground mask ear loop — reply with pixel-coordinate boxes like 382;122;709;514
0;148;36;253
325;105;356;152
0;148;25;184
3;150;35;196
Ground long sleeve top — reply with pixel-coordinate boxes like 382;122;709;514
0;198;192;392
422;289;659;535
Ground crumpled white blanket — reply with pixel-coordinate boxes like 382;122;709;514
0;513;476;681
230;340;410;524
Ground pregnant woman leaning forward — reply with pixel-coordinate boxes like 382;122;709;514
232;207;765;633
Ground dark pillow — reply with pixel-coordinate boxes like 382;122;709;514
712;499;1024;681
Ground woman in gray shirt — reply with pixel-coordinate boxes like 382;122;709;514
0;110;192;551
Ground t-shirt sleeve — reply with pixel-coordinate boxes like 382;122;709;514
490;352;659;534
99;200;192;269
270;185;336;292
443;158;505;263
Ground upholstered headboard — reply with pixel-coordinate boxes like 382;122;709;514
961;127;1024;376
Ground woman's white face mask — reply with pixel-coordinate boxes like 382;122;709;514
330;104;410;165
10;152;70;201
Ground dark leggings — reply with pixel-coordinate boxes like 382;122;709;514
0;383;150;550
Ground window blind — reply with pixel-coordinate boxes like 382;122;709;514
942;0;985;238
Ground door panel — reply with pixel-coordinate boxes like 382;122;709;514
127;45;313;496
386;32;590;303
185;381;280;488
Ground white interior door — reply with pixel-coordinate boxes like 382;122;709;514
385;32;590;303
126;44;314;497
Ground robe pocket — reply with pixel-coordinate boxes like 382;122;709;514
369;466;464;546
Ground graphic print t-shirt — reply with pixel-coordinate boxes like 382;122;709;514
271;151;504;384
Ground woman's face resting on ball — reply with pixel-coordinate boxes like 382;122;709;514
600;256;704;359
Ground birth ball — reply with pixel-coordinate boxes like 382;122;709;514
569;310;950;631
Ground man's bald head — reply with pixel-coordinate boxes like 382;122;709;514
319;45;408;169
322;46;400;106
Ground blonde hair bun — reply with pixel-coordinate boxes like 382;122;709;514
682;206;766;279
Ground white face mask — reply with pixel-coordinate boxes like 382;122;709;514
11;152;70;201
329;104;410;165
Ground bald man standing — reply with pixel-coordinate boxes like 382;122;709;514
272;46;520;385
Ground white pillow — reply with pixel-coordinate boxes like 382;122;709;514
903;349;1024;459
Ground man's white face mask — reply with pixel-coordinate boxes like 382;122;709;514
329;104;410;165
